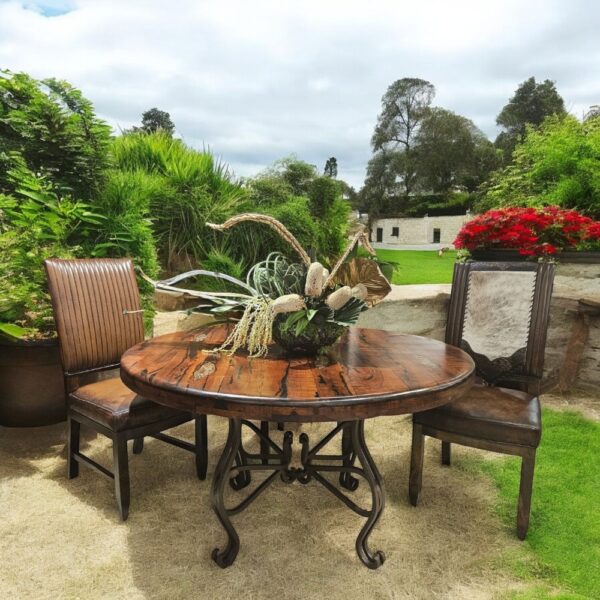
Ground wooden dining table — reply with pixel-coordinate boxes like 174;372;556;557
120;324;475;569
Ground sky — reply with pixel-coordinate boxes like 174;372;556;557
1;0;599;189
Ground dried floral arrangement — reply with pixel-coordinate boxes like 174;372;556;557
149;214;391;357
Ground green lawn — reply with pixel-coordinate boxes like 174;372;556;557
376;249;457;285
465;409;600;599
376;250;600;597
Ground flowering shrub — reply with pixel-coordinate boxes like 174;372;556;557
454;206;600;256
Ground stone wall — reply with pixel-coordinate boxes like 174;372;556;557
357;263;600;392
551;263;600;391
371;214;469;246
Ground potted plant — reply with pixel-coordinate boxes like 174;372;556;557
0;185;160;426
0;168;94;426
454;206;600;263
148;214;392;357
0;223;72;427
0;72;160;427
0;169;163;426
0;71;106;426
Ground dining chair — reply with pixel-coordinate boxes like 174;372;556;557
408;260;555;539
45;258;208;520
